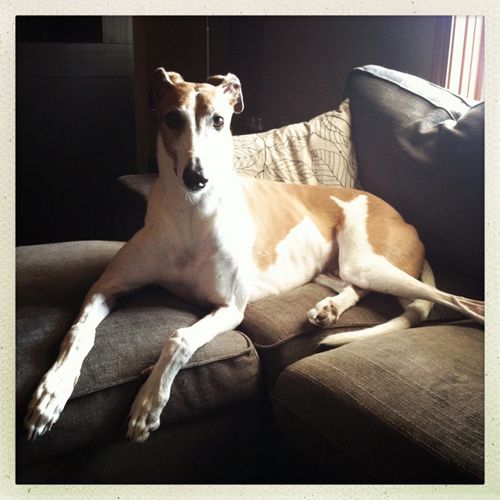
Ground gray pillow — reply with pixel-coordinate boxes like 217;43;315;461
345;65;483;286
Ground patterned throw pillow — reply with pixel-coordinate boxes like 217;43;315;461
232;99;359;188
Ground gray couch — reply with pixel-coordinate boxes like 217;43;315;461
16;65;484;484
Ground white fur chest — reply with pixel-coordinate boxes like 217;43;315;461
146;180;255;308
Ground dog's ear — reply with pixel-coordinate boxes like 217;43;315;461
148;68;184;111
207;73;244;114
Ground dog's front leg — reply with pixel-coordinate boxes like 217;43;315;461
24;282;123;440
24;230;158;439
127;303;244;442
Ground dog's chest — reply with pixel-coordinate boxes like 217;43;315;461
156;223;250;308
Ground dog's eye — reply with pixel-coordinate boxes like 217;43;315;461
164;111;183;129
213;114;224;130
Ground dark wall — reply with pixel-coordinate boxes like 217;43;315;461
222;16;446;134
16;16;137;245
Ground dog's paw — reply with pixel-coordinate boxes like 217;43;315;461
25;367;79;440
127;376;167;443
307;299;339;328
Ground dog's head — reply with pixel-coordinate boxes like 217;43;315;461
149;68;244;194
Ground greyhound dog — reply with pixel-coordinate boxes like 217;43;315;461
25;69;484;443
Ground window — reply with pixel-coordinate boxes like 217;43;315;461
445;16;485;101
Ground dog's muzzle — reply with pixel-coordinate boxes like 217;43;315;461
182;158;208;192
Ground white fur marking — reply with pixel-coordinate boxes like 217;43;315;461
330;194;378;288
251;216;332;300
127;303;243;442
25;291;115;439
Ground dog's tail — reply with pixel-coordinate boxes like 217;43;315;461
319;260;436;348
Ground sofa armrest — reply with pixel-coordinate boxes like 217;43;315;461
112;173;157;241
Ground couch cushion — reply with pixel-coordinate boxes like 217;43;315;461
271;323;484;483
17;240;125;306
345;65;484;284
241;263;483;387
16;241;261;466
243;284;402;386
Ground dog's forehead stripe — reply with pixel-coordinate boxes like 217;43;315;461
157;83;223;129
195;89;218;123
156;83;195;117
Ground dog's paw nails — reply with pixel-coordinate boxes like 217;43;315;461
307;304;338;328
25;399;63;441
127;425;156;443
25;369;77;440
127;390;164;442
127;411;161;443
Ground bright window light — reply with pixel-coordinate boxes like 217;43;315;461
445;16;485;101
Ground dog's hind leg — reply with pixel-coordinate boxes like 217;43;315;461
341;255;484;324
316;194;484;348
331;194;484;325
307;274;368;328
320;260;435;347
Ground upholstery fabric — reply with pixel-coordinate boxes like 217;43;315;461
243;284;402;386
233;99;359;187
272;323;484;483
18;404;266;484
345;65;484;283
16;241;262;466
241;263;480;386
17;240;124;306
244;283;401;347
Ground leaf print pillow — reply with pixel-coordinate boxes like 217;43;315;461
232;99;359;188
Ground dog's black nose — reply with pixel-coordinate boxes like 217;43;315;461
182;158;208;191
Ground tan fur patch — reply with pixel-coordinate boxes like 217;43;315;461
194;87;218;127
156;82;195;118
365;195;425;278
242;178;424;278
241;178;357;271
156;82;218;123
